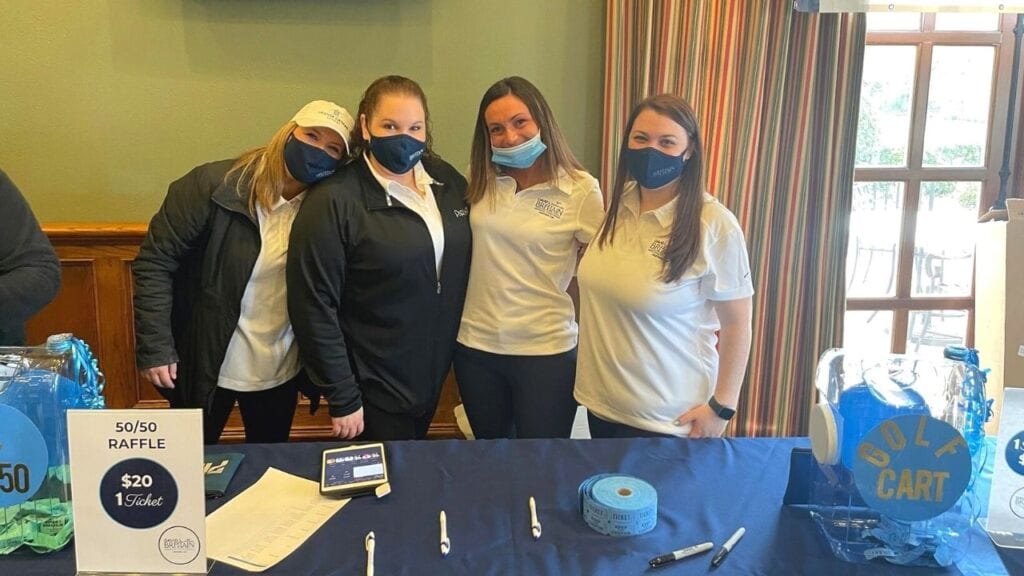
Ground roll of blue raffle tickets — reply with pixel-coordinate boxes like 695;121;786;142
578;474;657;536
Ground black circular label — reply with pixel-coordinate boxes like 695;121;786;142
99;458;178;529
1006;431;1024;475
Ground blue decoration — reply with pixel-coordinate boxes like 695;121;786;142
837;383;931;469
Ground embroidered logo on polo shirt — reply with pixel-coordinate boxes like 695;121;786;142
533;198;565;219
453;208;468;218
648;239;667;259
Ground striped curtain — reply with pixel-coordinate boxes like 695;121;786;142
603;1;865;436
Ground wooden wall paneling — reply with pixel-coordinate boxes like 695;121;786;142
25;224;463;441
25;261;101;354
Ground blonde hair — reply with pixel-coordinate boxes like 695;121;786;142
466;76;585;206
226;121;297;215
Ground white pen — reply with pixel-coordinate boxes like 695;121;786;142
529;496;542;539
440;510;451;557
365;531;375;576
711;527;745;568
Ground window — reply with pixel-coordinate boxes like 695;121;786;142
844;12;1017;358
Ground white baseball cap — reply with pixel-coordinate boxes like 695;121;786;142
291;100;355;151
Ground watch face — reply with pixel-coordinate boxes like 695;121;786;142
710;398;735;420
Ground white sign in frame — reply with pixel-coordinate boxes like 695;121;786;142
987;388;1024;548
68;409;206;573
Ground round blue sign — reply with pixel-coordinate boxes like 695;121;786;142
1004;431;1024;476
852;415;972;522
0;404;49;507
100;458;178;529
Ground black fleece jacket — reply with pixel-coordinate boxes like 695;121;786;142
287;156;471;418
133;160;260;410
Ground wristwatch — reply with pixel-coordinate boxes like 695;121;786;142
707;396;736;421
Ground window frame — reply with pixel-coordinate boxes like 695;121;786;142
846;13;1019;353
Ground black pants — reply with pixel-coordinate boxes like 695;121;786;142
205;376;299;444
586;411;675;439
357;400;438;441
453;343;578;439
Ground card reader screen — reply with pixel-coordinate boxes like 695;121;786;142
323;446;386;487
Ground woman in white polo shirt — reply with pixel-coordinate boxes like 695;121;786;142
455;76;605;438
134;100;353;444
575;94;753;438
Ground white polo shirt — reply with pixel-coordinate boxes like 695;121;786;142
574;183;753;435
458;169;605;355
218;192;306;392
365;155;445;277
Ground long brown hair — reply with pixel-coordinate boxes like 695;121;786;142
466;76;585;206
349;75;435;159
596;94;705;283
225;121;296;215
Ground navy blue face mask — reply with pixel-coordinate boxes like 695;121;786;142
624;146;687;189
284;134;340;185
368;133;426;175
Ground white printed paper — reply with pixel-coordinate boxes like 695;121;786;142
207;467;349;572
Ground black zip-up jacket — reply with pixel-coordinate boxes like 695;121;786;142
0;169;61;346
287;156;471;418
133;160;263;411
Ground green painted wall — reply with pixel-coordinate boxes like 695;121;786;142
0;0;605;222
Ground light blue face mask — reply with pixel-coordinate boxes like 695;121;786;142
491;132;547;169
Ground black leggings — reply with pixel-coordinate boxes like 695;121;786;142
205;375;299;444
453;344;578;439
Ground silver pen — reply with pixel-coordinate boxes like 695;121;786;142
711;527;745;568
529;496;542;539
440;510;451;557
365;531;375;576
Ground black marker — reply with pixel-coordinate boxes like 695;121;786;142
649;541;713;568
711;527;745;568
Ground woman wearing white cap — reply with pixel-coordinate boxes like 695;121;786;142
133;100;353;444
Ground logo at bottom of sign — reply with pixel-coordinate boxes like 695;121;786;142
852;415;973;522
159;525;201;565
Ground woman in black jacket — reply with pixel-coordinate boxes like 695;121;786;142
288;76;472;441
133;100;353;444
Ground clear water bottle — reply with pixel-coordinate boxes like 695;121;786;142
0;334;105;554
806;348;988;567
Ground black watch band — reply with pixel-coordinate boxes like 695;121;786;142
708;396;736;421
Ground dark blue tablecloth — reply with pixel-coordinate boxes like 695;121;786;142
4;437;1021;575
